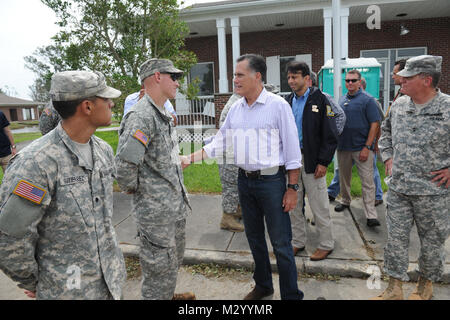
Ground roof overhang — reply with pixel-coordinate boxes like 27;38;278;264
181;0;450;37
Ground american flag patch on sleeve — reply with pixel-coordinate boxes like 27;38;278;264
133;129;150;146
13;180;47;205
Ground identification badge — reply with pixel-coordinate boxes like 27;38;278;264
326;105;335;117
312;105;319;113
133;129;150;146
13;180;46;205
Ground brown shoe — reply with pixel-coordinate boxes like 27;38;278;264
293;246;305;256
375;199;384;207
243;287;274;300
172;292;196;300
310;248;333;261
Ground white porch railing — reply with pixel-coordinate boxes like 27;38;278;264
175;94;215;129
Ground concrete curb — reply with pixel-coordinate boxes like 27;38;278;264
121;244;450;284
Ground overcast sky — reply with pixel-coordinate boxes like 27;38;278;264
0;0;216;100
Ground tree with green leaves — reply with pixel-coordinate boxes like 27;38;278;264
25;0;198;119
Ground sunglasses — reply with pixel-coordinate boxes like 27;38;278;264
163;73;183;82
345;79;359;83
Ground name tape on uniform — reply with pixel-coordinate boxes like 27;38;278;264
13;179;46;205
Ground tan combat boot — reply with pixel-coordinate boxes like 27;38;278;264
371;277;404;300
235;205;242;219
408;277;433;300
172;292;196;300
220;212;244;232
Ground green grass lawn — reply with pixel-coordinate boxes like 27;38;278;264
326;160;388;197
4;130;387;197
13;132;42;144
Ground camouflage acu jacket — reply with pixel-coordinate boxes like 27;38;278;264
0;123;125;299
115;95;190;229
379;90;449;195
39;102;61;135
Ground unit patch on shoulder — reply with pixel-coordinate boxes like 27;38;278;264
326;105;335;117
13;180;46;205
133;129;150;146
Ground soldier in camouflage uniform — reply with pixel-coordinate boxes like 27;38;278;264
0;70;126;300
115;58;194;300
374;55;449;300
217;92;243;232
39;101;61;135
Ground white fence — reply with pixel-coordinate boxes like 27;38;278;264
175;94;216;129
174;92;291;130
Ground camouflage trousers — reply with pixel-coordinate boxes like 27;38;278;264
138;219;186;300
218;163;240;214
384;190;449;282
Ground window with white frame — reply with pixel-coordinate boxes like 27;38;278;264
361;47;427;110
266;54;312;94
189;62;215;96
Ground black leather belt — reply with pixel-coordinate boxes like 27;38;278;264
239;166;286;179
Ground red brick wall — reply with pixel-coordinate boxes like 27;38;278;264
348;17;450;94
185;17;449;94
213;93;232;128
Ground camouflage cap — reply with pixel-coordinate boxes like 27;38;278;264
397;55;442;77
139;58;183;83
50;70;121;101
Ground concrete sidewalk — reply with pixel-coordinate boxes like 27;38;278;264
114;192;450;284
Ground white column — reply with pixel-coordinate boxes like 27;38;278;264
332;0;342;102
216;18;229;93
340;7;349;59
230;17;240;74
323;8;332;64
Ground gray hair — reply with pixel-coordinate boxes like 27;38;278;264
310;72;317;86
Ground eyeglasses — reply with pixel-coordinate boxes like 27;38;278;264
345;79;359;83
163;73;183;82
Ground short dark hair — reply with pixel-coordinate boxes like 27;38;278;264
394;59;407;71
346;69;361;79
52;97;96;119
237;54;267;80
286;61;310;77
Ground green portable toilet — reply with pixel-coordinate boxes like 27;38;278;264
318;58;381;99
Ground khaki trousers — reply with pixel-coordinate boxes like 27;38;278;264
290;159;334;251
0;154;12;173
337;150;378;219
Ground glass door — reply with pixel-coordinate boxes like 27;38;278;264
377;58;390;112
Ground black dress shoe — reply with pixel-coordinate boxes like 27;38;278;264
375;199;384;206
334;203;350;212
243;287;274;300
367;219;381;227
328;194;335;202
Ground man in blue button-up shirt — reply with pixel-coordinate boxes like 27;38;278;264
285;61;338;262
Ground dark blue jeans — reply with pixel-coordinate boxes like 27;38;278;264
238;170;304;300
